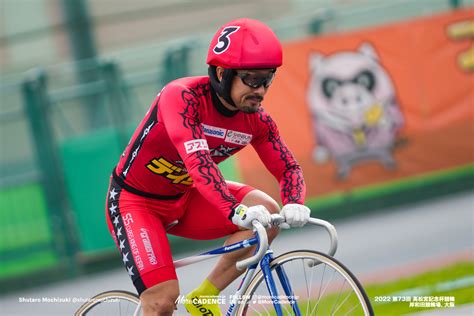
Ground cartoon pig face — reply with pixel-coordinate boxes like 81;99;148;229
322;70;380;127
307;43;399;131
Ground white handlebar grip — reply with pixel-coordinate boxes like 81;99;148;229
235;220;268;271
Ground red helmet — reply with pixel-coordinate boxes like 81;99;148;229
207;18;283;69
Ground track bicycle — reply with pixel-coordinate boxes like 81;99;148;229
75;214;374;315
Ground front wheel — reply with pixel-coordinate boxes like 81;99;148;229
236;250;373;315
74;290;140;316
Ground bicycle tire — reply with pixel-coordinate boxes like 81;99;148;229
236;250;373;316
74;290;140;316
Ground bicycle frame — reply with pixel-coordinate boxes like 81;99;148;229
171;216;338;316
78;216;348;316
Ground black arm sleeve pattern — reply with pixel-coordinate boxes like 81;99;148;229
177;83;239;216
256;109;306;204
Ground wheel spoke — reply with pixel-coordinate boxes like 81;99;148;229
314;261;327;314
306;258;316;315
333;282;357;315
344;302;358;315
311;268;337;315
302;258;311;315
330;279;347;315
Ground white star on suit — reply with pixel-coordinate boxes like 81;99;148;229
122;252;129;263
109;188;118;200
119;239;126;250
113;216;119;227
116;226;123;237
127;266;134;276
109;203;118;214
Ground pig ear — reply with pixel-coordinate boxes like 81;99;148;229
309;52;324;73
358;42;379;61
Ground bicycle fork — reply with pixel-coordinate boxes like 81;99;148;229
260;251;302;316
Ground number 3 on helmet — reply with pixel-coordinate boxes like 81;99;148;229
207;18;283;69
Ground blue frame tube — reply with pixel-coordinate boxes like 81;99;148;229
201;236;259;256
260;252;284;315
275;264;302;315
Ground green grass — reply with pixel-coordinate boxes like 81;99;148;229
366;261;474;315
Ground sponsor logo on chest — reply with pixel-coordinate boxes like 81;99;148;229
225;130;252;145
202;124;226;139
201;124;253;145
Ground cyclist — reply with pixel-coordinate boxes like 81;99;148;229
105;18;310;316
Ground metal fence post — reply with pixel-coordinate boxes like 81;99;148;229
60;0;105;129
161;44;192;84
309;9;333;35
22;69;80;277
101;61;131;149
449;0;461;8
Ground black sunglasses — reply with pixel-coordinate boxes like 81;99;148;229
235;70;276;89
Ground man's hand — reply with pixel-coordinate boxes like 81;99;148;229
231;204;271;229
280;204;310;229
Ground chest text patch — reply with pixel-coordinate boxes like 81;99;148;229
184;139;209;154
225;130;253;145
202;124;226;139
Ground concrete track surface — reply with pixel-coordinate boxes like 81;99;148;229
0;191;472;315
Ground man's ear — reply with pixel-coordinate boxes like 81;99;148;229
216;66;224;81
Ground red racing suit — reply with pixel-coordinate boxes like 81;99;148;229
115;75;305;218
106;75;305;293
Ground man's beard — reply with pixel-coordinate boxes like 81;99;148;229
240;95;263;113
240;105;260;113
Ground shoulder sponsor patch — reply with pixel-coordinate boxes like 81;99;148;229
225;130;253;145
202;124;227;139
184;139;209;154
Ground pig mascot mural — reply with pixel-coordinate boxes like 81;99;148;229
307;42;404;179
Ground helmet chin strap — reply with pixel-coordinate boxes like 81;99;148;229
208;66;237;107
